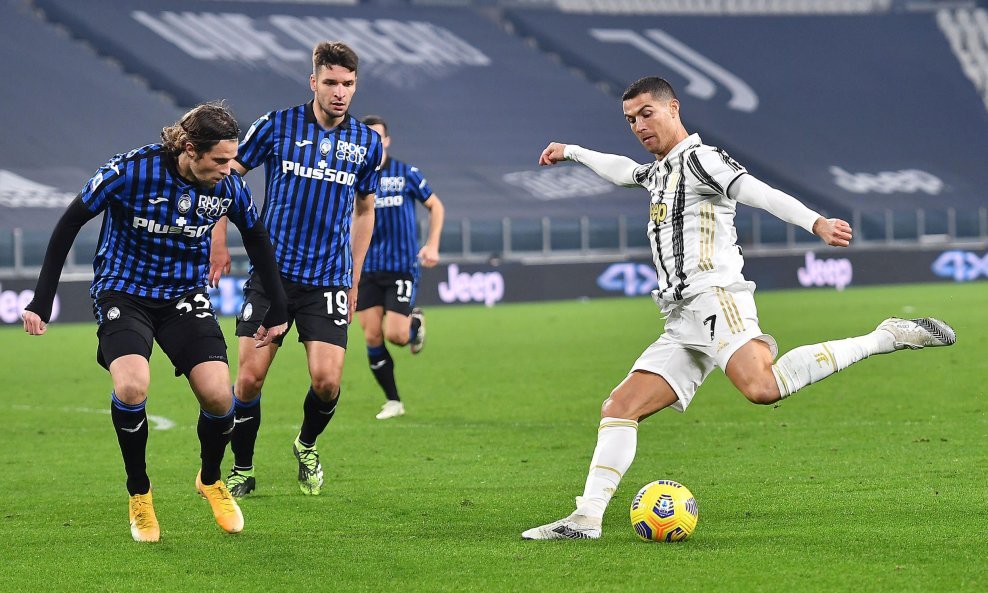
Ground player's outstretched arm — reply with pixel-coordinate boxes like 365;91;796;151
539;142;641;187
23;196;98;332
208;217;232;287
729;174;853;247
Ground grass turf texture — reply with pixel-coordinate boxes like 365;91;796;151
1;283;985;592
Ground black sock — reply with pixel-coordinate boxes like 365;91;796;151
298;386;338;447
197;404;234;485
231;391;261;470
110;392;150;496
367;344;400;402
409;316;422;343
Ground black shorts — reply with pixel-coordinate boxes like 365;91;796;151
235;272;349;348
356;271;417;316
92;289;228;377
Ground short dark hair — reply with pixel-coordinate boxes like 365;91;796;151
160;101;240;156
361;114;388;136
622;77;678;102
313;41;359;74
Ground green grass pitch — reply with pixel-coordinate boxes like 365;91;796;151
1;283;985;592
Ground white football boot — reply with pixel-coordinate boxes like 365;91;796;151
375;400;405;420
521;513;602;540
876;317;956;350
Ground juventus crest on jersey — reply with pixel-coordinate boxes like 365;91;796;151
632;134;750;303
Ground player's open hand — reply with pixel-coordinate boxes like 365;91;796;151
813;217;853;247
208;243;232;288
253;322;287;348
22;310;47;335
539;142;568;166
418;245;440;268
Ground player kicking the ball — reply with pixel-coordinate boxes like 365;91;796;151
522;76;956;541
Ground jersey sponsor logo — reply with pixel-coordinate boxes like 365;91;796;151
375;195;404;208
379;176;406;194
649;200;669;225
195;194;232;218
132;216;214;238
336;140;368;164
280;160;357;185
590;28;758;112
796;252;852;291
931;250;988;282
829;166;943;195
437;264;504;307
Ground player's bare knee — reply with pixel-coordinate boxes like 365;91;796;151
310;378;341;401
740;381;781;405
236;373;265;400
113;381;148;404
384;328;408;346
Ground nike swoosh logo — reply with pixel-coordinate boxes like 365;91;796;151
148;197;168;204
370;361;386;370
295;140;313;147
233;416;254;424
121;418;146;433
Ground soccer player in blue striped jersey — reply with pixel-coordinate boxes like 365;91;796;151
22;102;289;542
209;42;383;497
356;115;445;420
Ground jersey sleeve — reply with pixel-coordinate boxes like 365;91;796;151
237;112;276;171
406;166;434;203
224;175;259;231
685;146;747;197
78;154;128;213
356;136;384;195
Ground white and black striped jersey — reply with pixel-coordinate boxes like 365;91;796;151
631;134;750;303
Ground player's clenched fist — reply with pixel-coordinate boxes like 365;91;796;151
539;142;568;166
22;310;47;335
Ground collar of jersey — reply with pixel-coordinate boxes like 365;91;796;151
304;101;352;131
660;133;702;163
162;149;196;190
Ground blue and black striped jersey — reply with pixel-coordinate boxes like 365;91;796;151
238;102;383;287
363;157;434;275
81;144;259;299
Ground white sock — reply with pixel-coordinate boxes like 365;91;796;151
575;417;639;520
773;329;894;398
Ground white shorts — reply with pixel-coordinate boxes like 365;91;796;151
631;287;777;412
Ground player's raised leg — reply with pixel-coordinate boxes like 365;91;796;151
408;307;426;354
731;317;957;403
522;371;679;540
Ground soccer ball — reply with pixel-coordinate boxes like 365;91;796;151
629;480;699;542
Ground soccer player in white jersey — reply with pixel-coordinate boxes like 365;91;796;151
522;76;956;541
